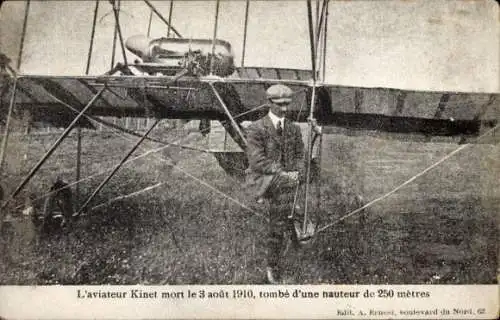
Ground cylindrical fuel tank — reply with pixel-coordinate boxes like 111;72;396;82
125;35;235;76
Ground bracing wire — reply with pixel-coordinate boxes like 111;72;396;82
316;123;499;234
12;117;265;220
15;141;179;210
91;157;266;220
63;109;265;218
75;118;161;215
12;91;271;214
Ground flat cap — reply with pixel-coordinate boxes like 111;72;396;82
266;84;293;104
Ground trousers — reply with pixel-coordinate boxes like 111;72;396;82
266;174;298;270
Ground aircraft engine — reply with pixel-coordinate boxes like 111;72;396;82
125;35;235;77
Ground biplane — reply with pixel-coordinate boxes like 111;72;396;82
0;0;498;241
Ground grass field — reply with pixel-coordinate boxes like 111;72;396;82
0;124;498;284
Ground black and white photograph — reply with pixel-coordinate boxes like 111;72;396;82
0;0;498;317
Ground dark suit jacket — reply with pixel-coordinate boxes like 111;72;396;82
245;114;305;199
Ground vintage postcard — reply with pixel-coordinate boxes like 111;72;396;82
0;0;498;319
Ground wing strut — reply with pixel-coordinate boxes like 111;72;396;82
146;4;153;37
76;0;100;207
166;0;174;38
301;0;319;235
110;0;128;66
306;0;317;83
210;0;221;76
75;118;161;216
240;0;250;68
1;88;106;209
0;76;18;174
292;0;329;242
208;82;248;148
321;0;329;82
16;0;30;70
0;0;30;173
110;1;119;69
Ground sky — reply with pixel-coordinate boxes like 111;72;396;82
0;0;498;92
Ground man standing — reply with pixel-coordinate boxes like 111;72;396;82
246;84;305;284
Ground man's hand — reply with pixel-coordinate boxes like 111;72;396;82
311;119;322;135
288;171;299;181
281;171;299;181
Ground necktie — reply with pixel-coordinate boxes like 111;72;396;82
277;120;286;166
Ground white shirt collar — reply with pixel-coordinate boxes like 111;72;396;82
268;110;285;129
